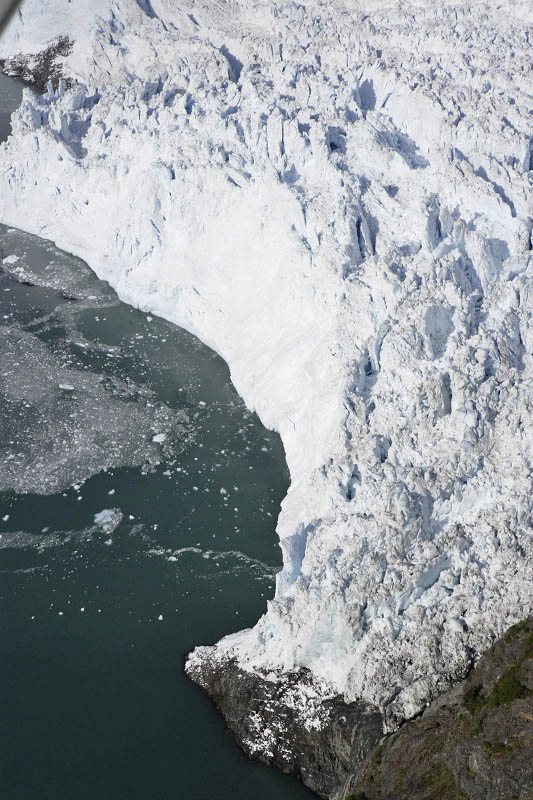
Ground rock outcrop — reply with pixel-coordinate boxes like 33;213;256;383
187;652;383;799
188;619;533;798
346;619;533;800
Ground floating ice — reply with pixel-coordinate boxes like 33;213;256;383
93;508;122;535
0;265;192;494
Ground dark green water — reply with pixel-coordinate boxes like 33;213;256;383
0;72;23;142
0;80;314;800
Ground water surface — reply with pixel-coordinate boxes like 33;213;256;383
0;75;314;800
0;72;23;141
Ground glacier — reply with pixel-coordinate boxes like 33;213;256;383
1;0;533;787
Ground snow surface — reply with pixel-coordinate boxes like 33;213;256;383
1;0;533;726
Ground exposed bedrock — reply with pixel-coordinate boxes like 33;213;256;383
1;35;72;92
188;619;533;799
346;618;533;800
186;650;384;799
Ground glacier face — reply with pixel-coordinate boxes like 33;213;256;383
1;0;533;728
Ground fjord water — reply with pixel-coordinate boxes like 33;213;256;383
0;82;314;800
0;72;23;141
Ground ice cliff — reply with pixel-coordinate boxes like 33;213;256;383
1;0;533;762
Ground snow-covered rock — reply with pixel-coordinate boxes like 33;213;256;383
1;0;533;731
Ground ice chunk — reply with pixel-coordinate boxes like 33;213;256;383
93;508;123;534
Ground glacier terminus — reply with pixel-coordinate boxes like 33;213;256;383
1;0;532;796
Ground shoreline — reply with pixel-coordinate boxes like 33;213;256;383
186;618;533;799
185;648;384;799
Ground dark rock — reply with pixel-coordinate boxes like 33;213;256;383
187;620;533;800
186;651;384;798
1;36;72;93
346;618;533;799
